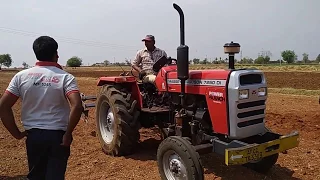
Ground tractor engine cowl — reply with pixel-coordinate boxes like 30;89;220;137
227;69;267;139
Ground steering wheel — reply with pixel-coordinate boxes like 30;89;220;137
170;57;177;64
153;56;176;73
128;56;176;79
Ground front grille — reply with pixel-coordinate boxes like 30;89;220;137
237;109;265;118
237;100;265;109
239;74;262;85
237;118;264;128
236;100;265;128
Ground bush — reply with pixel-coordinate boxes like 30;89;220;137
67;56;82;67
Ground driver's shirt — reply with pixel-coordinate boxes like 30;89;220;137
4;61;79;131
132;47;167;74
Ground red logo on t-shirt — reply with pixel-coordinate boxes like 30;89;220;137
51;76;60;83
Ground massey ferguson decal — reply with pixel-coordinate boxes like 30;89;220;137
167;79;226;87
209;91;225;103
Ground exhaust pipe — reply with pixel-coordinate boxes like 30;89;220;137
173;3;189;107
173;3;185;46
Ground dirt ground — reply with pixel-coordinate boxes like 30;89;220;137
0;69;320;180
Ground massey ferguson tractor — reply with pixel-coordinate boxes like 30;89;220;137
81;3;299;180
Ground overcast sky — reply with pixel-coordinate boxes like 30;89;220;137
0;0;319;67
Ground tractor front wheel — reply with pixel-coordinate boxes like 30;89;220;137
244;127;280;173
157;136;204;180
95;84;140;156
244;153;279;174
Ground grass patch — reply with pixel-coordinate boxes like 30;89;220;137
268;88;320;96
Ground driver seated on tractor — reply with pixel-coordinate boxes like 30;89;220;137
131;35;168;84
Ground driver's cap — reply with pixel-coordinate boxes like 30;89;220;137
142;35;155;41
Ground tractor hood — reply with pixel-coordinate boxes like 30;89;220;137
166;69;231;82
154;67;232;93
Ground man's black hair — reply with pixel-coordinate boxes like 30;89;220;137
33;36;58;61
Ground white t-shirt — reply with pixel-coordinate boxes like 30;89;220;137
5;61;79;131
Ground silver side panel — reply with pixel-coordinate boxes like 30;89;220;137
227;70;268;139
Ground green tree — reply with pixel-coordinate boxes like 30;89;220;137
200;58;209;64
254;55;269;64
302;53;309;64
281;50;297;64
0;54;13;69
254;56;265;64
104;60;110;66
192;58;200;64
67;56;82;67
264;56;270;64
240;57;254;64
316;54;320;63
22;61;29;69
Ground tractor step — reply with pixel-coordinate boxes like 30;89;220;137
141;106;170;113
81;95;97;101
85;103;95;108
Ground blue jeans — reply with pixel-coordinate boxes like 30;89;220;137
26;128;70;180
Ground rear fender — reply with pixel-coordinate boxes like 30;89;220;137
97;76;143;109
97;76;136;85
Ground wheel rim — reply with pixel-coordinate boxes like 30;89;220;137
99;100;115;144
163;150;188;180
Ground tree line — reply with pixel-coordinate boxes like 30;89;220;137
191;51;320;65
1;50;320;69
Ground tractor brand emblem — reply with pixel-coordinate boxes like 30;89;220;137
208;91;225;103
252;90;257;95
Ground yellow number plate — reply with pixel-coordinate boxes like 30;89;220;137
225;131;299;166
226;145;266;165
244;147;263;162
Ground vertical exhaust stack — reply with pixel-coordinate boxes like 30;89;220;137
224;41;241;69
173;3;189;107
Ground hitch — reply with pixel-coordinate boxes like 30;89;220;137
80;93;97;122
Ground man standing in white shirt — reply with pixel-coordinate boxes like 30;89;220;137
0;36;83;180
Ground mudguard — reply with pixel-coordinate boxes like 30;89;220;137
96;76;143;109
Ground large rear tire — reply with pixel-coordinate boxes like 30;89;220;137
95;84;140;156
157;136;204;180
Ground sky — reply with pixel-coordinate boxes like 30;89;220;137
0;0;319;67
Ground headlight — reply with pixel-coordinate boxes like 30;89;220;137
239;89;249;99
258;87;267;96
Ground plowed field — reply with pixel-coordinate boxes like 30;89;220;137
1;68;320;180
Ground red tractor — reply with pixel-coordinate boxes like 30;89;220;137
81;3;299;180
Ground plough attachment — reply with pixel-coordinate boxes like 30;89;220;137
80;93;97;122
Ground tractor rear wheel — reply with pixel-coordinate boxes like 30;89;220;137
157;136;204;180
95;84;140;156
